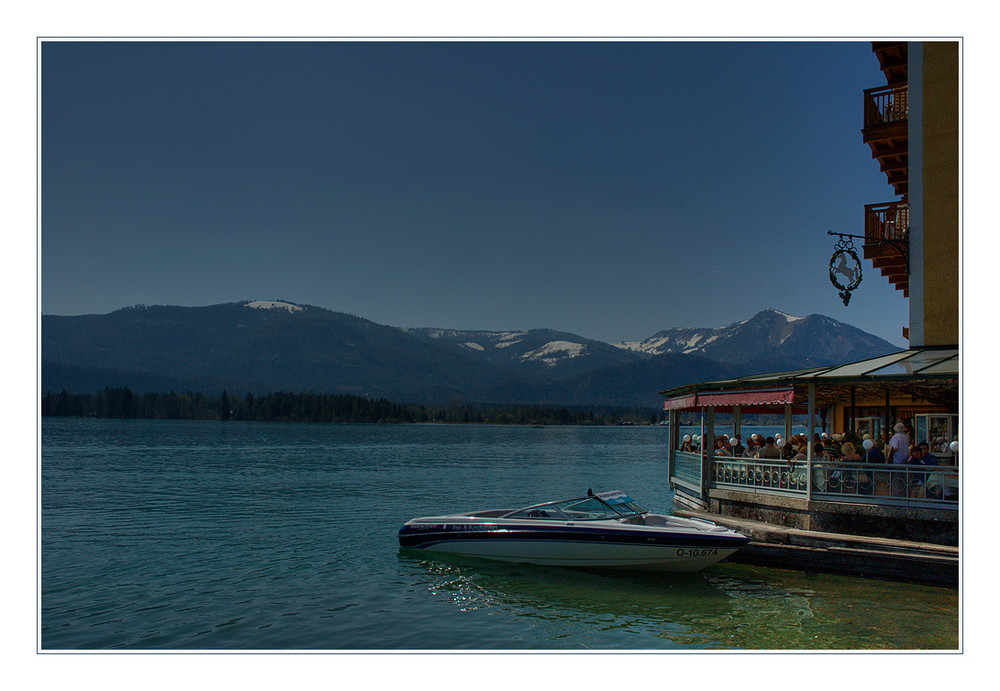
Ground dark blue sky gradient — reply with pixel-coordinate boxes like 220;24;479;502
41;40;909;345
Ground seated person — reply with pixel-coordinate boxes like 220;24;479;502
840;442;861;462
780;440;796;460
730;436;745;456
907;444;934;491
680;435;694;452
908;444;935;467
917;440;941;466
823;438;841;460
861;435;886;463
758;437;781;459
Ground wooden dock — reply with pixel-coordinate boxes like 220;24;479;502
675;509;959;587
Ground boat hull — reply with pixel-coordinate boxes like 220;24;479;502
398;520;748;571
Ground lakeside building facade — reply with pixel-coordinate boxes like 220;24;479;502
661;41;959;546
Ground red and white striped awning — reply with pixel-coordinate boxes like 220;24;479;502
663;387;795;411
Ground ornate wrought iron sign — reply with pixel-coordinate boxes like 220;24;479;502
828;233;863;306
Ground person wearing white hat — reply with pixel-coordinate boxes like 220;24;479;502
887;422;910;464
681;434;694;452
861;435;886;463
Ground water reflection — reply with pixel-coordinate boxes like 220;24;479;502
398;552;958;650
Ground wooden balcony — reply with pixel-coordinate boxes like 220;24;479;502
863;84;909;196
864;201;909;296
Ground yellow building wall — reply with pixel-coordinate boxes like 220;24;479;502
919;42;959;346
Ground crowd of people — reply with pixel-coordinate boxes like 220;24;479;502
680;422;953;468
679;421;958;499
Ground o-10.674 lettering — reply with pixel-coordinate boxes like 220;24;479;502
676;548;718;557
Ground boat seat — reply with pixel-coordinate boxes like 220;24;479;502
639;515;668;527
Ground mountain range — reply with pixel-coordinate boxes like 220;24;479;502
41;301;900;408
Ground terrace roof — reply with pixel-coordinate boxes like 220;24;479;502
660;346;958;411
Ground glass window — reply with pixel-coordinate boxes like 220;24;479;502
855;417;881;440
916;356;958;374
865;350;958;377
619;501;648;516
503;501;568;520
915;417;927;446
504;507;557;520
912;414;957;457
818;351;913;378
928;416;953;455
505;495;648;520
559;498;622;520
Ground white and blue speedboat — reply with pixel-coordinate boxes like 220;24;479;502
398;490;748;571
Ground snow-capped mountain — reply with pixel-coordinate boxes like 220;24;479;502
405;327;641;378
41;300;521;403
41;302;901;407
616;309;897;369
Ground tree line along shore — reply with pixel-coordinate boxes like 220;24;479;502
41;387;664;426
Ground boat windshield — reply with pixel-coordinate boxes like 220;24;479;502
502;491;647;521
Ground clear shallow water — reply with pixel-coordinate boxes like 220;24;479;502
40;419;958;650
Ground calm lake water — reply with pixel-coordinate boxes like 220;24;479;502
40;418;959;650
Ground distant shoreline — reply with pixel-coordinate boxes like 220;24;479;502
41;387;664;426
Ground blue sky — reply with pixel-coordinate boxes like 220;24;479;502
42;39;910;345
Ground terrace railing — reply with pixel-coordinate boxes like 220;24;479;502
712;457;808;494
811;461;958;507
708;456;958;509
863;84;908;129
672;451;703;493
865;201;909;243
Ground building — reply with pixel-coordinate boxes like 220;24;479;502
660;41;960;546
863;41;959;346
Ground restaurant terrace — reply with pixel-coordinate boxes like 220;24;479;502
660;346;958;545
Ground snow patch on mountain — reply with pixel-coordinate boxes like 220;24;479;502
684;333;722;353
495;332;528;348
520;341;586;366
615;309;809;357
774;310;804;322
245;300;303;314
463;342;485;351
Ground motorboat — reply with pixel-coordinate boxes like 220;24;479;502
398;490;749;571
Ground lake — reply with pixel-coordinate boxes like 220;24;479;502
40;418;959;650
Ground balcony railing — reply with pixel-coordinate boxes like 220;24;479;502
863;84;908;129
672;451;703;491
811;461;958;504
706;457;958;508
713;457;808;494
864;200;909;243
